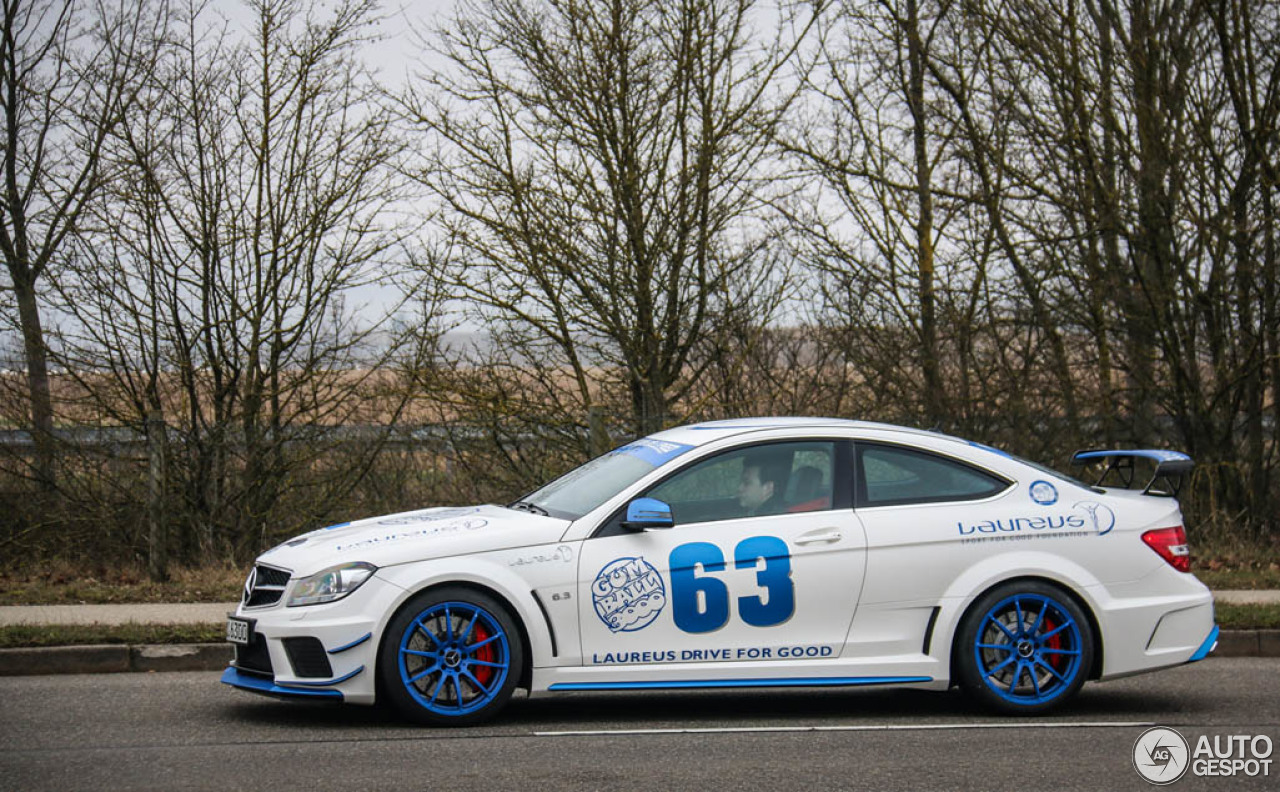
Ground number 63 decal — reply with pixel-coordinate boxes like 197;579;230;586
669;535;794;633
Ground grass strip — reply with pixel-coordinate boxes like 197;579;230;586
1215;603;1280;630
0;605;1277;649
0;566;243;606
0;623;224;649
1195;567;1280;591
3;559;1272;606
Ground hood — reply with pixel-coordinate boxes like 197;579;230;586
255;504;571;576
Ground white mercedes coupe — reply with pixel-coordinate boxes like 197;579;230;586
222;418;1217;724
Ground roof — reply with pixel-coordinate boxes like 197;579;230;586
649;416;949;448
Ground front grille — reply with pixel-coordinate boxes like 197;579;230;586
234;633;273;676
243;564;291;608
283;637;333;678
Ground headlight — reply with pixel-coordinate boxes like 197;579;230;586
287;562;377;607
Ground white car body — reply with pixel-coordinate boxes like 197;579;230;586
222;418;1217;718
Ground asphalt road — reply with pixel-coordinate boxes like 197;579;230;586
1;658;1277;791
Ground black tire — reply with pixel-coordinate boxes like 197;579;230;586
955;580;1095;715
378;586;524;726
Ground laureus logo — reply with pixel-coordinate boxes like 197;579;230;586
1134;726;1190;785
1073;500;1116;536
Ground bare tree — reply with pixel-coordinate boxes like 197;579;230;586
778;0;1007;433
1207;0;1280;514
52;0;428;560
0;0;168;490
404;0;819;442
943;0;1279;529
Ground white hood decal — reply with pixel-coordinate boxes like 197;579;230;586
332;513;491;552
259;504;570;575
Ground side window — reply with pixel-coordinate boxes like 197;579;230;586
646;441;837;524
857;443;1008;506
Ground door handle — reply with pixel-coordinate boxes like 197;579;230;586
796;529;842;545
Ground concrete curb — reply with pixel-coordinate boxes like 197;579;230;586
0;643;232;676
130;642;234;672
0;631;1277;676
1214;629;1280;658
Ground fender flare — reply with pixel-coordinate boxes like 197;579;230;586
373;559;557;689
929;551;1105;682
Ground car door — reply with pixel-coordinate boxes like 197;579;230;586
576;440;866;668
843;441;1015;659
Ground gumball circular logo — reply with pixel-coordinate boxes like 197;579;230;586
591;557;667;633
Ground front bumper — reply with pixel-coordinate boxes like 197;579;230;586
221;667;347;700
223;574;403;706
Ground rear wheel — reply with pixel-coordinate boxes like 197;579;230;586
956;581;1094;714
379;587;523;725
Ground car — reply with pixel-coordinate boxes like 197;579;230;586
221;417;1218;724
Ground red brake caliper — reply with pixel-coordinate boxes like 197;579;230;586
472;623;495;686
1042;616;1063;672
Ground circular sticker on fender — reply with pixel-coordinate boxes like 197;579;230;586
591;557;667;633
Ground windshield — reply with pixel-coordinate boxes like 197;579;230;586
515;438;695;520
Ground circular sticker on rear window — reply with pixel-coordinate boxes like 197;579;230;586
1029;480;1058;506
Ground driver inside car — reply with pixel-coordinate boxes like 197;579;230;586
737;454;790;517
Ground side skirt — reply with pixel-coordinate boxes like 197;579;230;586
533;657;948;694
548;676;932;692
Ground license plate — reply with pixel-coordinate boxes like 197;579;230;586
226;616;252;645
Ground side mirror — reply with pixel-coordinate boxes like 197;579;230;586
621;497;674;530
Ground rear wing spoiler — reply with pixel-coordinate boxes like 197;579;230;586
1070;449;1193;497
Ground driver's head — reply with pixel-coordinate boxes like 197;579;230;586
738;455;788;514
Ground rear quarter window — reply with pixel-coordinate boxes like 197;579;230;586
857;442;1010;507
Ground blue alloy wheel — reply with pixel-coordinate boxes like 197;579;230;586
974;593;1082;705
380;588;523;725
957;582;1094;714
399;601;511;715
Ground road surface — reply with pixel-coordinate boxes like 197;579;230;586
1;658;1276;791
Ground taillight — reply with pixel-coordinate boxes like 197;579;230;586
1142;526;1191;573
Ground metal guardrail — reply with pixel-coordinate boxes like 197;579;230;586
0;422;599;449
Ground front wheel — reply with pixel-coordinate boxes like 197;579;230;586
955;582;1094;715
379;587;523;725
